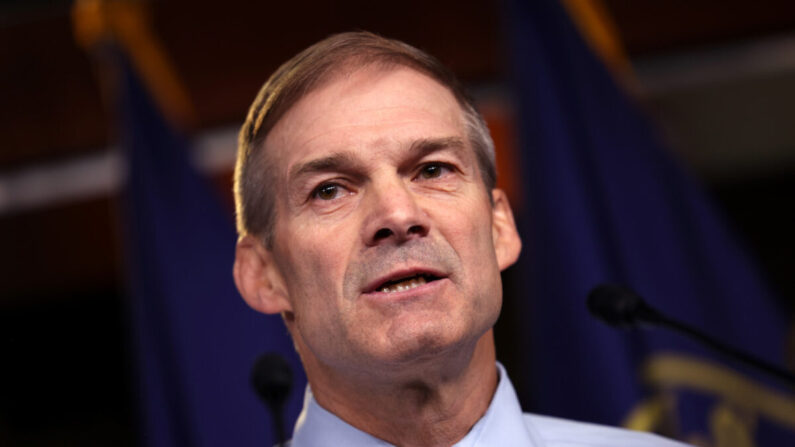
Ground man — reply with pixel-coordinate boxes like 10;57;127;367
233;32;685;447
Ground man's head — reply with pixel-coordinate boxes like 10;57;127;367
235;31;497;247
233;32;521;381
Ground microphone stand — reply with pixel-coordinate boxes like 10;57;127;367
251;353;293;447
650;310;795;388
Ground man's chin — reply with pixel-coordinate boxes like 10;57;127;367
363;325;485;373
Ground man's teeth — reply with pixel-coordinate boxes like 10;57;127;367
378;276;427;293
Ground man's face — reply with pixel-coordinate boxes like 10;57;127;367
261;66;519;376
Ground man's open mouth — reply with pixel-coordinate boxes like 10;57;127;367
375;273;442;294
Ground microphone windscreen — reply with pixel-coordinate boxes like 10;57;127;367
251;352;293;410
587;284;644;328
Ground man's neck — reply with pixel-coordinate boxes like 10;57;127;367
303;331;498;447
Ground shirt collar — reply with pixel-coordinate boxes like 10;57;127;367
290;362;544;447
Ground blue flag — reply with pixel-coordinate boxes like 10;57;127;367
503;0;795;444
116;51;306;447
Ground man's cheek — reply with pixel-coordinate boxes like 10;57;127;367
300;244;348;294
449;212;490;251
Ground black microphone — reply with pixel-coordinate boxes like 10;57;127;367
587;284;664;328
251;352;293;447
587;284;795;388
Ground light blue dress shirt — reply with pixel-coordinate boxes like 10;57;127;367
289;363;688;446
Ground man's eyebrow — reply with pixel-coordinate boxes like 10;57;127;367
289;152;361;181
408;137;467;158
289;137;466;181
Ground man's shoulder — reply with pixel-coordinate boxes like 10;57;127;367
523;413;689;447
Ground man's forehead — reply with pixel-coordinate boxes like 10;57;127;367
265;65;468;170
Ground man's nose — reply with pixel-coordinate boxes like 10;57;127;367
362;176;430;246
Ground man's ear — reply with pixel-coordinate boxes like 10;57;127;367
233;234;292;315
490;189;522;270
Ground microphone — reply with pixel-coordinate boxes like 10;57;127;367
251;352;293;447
587;284;795;388
586;283;663;328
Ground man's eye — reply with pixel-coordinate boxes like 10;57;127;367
313;183;342;200
418;163;448;179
